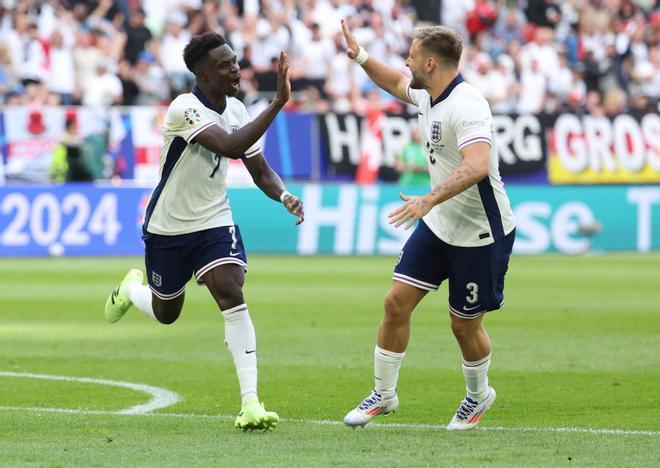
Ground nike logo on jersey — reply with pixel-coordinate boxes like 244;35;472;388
229;251;240;257
463;304;480;311
418;111;424;115
245;350;256;354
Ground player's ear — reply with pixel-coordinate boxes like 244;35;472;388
195;67;207;84
425;56;435;73
193;59;208;83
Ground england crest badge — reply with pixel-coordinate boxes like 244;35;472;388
152;271;162;287
431;121;442;143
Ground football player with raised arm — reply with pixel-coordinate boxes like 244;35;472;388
104;32;304;431
341;20;515;430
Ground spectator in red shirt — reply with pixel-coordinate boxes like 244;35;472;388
466;0;497;41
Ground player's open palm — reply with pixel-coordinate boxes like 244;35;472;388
388;193;432;230
341;19;359;60
283;194;304;225
276;50;291;103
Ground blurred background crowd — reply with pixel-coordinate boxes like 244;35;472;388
0;0;658;115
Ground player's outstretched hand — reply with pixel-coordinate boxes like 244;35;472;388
275;50;291;104
341;19;359;60
388;193;432;230
283;193;304;225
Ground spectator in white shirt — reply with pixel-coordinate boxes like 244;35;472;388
46;30;76;104
81;60;122;108
441;0;474;41
385;2;414;56
311;0;356;39
73;29;102;100
548;51;574;102
158;12;193;96
517;58;547;114
300;22;333;97
9;18;47;86
490;54;518;114
325;32;357;112
519;27;560;82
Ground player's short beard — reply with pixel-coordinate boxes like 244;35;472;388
409;72;425;89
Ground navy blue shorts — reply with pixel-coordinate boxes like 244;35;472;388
393;219;515;319
142;225;247;300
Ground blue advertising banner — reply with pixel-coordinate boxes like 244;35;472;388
262;112;314;180
0;184;151;256
1;184;659;256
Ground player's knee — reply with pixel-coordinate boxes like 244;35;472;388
450;316;478;339
217;288;244;311
383;291;409;320
153;301;182;325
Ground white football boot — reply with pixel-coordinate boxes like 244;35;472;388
447;386;496;430
343;390;399;428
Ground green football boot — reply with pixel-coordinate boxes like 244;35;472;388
104;269;144;323
235;397;279;431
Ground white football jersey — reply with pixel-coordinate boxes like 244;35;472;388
144;87;260;236
406;74;515;247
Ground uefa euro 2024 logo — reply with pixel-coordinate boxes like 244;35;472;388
184;108;201;126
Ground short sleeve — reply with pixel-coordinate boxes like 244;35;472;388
164;97;216;143
452;96;493;151
238;104;261;158
405;84;424;107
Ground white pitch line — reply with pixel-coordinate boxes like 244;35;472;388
0;405;657;437
0;371;181;415
2;372;658;437
283;418;660;437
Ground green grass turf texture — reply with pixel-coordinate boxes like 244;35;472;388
0;254;658;466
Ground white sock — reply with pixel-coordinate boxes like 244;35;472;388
125;283;157;321
374;345;405;400
222;304;258;406
462;353;491;401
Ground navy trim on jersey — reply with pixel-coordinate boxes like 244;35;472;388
143;136;187;231
192;86;226;115
430;73;464;107
477;176;505;241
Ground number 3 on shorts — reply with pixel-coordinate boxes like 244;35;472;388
465;282;479;304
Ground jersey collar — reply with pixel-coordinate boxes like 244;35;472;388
192;86;227;115
430;73;464;107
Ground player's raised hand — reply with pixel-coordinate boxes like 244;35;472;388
388;193;432;230
283;193;304;225
275;50;291;104
341;19;359;60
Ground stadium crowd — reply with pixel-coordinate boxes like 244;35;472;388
0;0;658;115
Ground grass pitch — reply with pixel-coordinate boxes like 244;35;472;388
1;254;659;466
